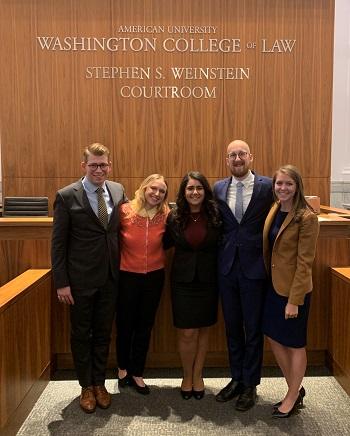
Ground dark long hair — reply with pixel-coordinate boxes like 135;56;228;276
173;171;221;228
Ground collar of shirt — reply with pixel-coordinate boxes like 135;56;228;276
230;170;254;188
82;176;107;193
81;177;113;219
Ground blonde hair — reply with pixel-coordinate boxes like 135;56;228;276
130;174;169;216
83;143;110;162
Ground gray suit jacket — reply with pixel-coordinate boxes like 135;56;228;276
51;179;126;290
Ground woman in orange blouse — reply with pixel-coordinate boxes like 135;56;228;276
116;174;169;395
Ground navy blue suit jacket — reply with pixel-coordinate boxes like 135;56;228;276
213;173;273;280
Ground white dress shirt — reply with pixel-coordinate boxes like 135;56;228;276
227;170;255;217
82;177;113;221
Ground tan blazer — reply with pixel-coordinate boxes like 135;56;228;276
263;203;319;305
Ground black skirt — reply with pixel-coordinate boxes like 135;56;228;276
262;281;311;348
171;280;218;329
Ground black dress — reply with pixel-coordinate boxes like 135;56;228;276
262;210;311;348
165;212;220;329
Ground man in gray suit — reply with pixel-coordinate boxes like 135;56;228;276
52;143;126;413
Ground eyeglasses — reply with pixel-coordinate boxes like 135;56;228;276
87;163;110;170
227;151;249;160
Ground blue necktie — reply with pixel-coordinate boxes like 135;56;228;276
235;182;244;223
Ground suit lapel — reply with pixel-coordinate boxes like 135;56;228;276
216;177;237;221
263;202;295;243
263;203;279;270
263;202;278;241
275;209;295;240
216;177;231;202
74;179;104;227
106;181;123;228
106;181;119;207
240;173;262;223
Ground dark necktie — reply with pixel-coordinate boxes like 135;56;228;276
235;182;244;223
96;187;108;229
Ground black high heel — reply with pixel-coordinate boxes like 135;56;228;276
272;393;302;418
180;389;193;400
273;386;305;409
192;389;205;400
131;377;150;395
118;374;132;388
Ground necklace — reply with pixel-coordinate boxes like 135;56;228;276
190;213;201;223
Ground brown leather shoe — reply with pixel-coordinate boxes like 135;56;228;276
80;387;96;413
93;385;111;409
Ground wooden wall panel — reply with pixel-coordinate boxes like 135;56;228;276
329;270;350;394
0;240;50;286
0;0;335;369
110;0;225;179
2;217;348;370
1;176;330;217
222;0;334;180
311;238;350;350
0;270;51;430
0;0;333;193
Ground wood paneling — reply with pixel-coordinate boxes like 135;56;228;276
0;0;333;199
0;270;51;431
3;215;344;369
329;269;350;394
310;238;350;351
0;1;336;370
0;239;50;286
1;176;331;217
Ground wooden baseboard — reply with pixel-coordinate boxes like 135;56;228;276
1;364;51;436
55;350;327;370
326;352;350;395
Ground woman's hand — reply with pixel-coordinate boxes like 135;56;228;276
285;302;298;319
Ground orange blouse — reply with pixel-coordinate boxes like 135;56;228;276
119;202;167;273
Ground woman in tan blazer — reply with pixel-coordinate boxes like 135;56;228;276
262;165;319;418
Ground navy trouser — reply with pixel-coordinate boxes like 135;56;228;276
219;258;266;387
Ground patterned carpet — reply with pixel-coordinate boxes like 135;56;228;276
17;376;350;436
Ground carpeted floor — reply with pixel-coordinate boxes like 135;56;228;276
18;376;350;435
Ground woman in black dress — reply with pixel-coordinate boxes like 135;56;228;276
262;165;319;418
165;171;221;400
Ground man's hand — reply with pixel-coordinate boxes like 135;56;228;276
57;286;74;305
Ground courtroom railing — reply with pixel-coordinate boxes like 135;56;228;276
0;269;51;435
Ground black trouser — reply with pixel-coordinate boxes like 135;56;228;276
70;276;117;388
116;269;165;376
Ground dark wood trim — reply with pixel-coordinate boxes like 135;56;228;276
55;350;326;371
326;352;350;395
1;365;51;436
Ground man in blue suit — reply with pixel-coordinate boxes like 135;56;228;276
213;139;273;411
